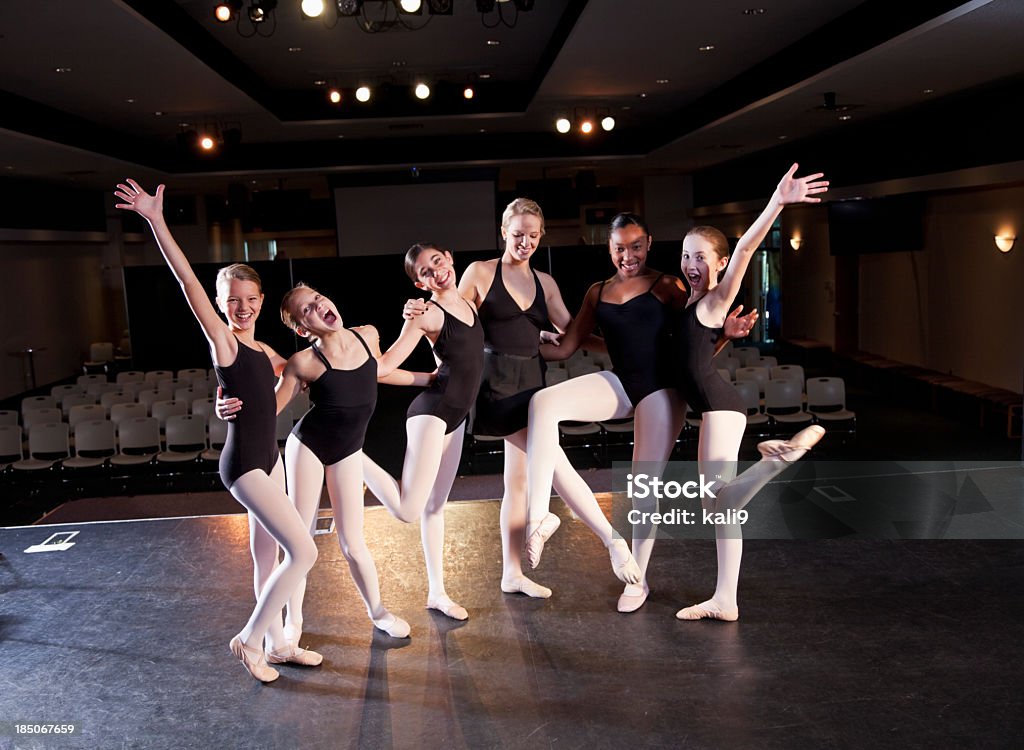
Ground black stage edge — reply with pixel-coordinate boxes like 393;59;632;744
1;499;1023;749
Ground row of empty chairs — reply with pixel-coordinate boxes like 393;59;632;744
1;414;225;473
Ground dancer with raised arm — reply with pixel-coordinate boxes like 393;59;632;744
115;180;318;683
675;163;828;622
528;213;756;611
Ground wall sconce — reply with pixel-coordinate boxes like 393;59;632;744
789;237;802;250
995;235;1015;253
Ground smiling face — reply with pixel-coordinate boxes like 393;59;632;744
501;212;544;263
411;248;457;293
608;224;651;278
680;233;728;294
282;285;342;338
217;278;263;332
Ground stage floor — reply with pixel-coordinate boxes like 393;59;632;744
2;495;1023;749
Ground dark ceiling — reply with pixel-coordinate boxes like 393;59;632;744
1;0;1023;193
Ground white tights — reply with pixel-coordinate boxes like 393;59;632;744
237;457;318;653
525;371;686;584
696;411;804;612
283;438;394;633
361;414;463;603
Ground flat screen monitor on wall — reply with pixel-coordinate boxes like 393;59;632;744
828;194;925;255
334;181;498;257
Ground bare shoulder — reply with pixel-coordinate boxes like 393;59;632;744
352;324;379;341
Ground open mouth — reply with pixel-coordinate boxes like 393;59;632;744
235;311;254;323
620;260;640;273
322;309;337;325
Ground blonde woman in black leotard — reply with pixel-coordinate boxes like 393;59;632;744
674;164;829;622
116;180;318;683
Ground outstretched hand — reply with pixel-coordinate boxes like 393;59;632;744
776;163;829;206
114;179;165;223
723;305;758;340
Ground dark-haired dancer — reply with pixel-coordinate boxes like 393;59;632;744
115;180;317;682
528;213;756;611
358;243;484;620
675;164;828;622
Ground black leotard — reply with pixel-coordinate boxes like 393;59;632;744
292;330;377;465
595;274;673;407
474;262;548;437
407;299;485;434
215;338;279;488
677;299;744;415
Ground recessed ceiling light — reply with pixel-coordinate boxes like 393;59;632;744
479;128;486;133
656;79;669;84
479;73;492;79
288;47;302;53
621;105;631;111
313;79;327;86
337;134;344;139
743;8;766;15
923;88;935;94
698;45;715;52
125;98;135;104
154;111;163;116
4;166;14;171
54;67;72;73
392;61;407;67
179;122;190;127
777;135;788;140
486;40;500;46
838;114;852;121
638;93;647;99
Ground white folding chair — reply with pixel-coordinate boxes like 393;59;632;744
202;416;228;462
68;403;108;430
51;383;84;404
110;402;149;425
116;370;146;385
77;373;108;388
144;370;174;384
806;377;857;429
22;395;58;415
64;420;117;469
12;422;70;471
152;400;189;431
771;364;806;391
61;393;97;417
111;417;162;465
764;379;814;430
0;423;24;468
158;414;208;462
0;409;18;427
733;380;770;430
176;368;208;384
22;407;62;437
732;346;760;367
101;391;135;411
735;366;770;396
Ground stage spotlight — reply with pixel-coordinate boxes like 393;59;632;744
337;0;363;16
555;118;570;134
328;88;342;104
399;0;422;12
214;3;236;23
580;119;594;134
199;135;216;151
414;82;431;100
463;87;475;99
356;86;371;102
301;0;325;18
601;116;615;131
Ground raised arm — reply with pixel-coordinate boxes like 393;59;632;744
706;164;828;322
114;180;234;360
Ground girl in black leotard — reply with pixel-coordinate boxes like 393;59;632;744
404;200;648;596
272;284;432;638
674;164;828;623
531;213;758;612
359;243;484;620
115;180;318;683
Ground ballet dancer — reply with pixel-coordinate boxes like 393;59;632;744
675;163;828;622
115;179;318;683
356;243;485;620
528;213;756;612
219;283;430;638
406;199;649;595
